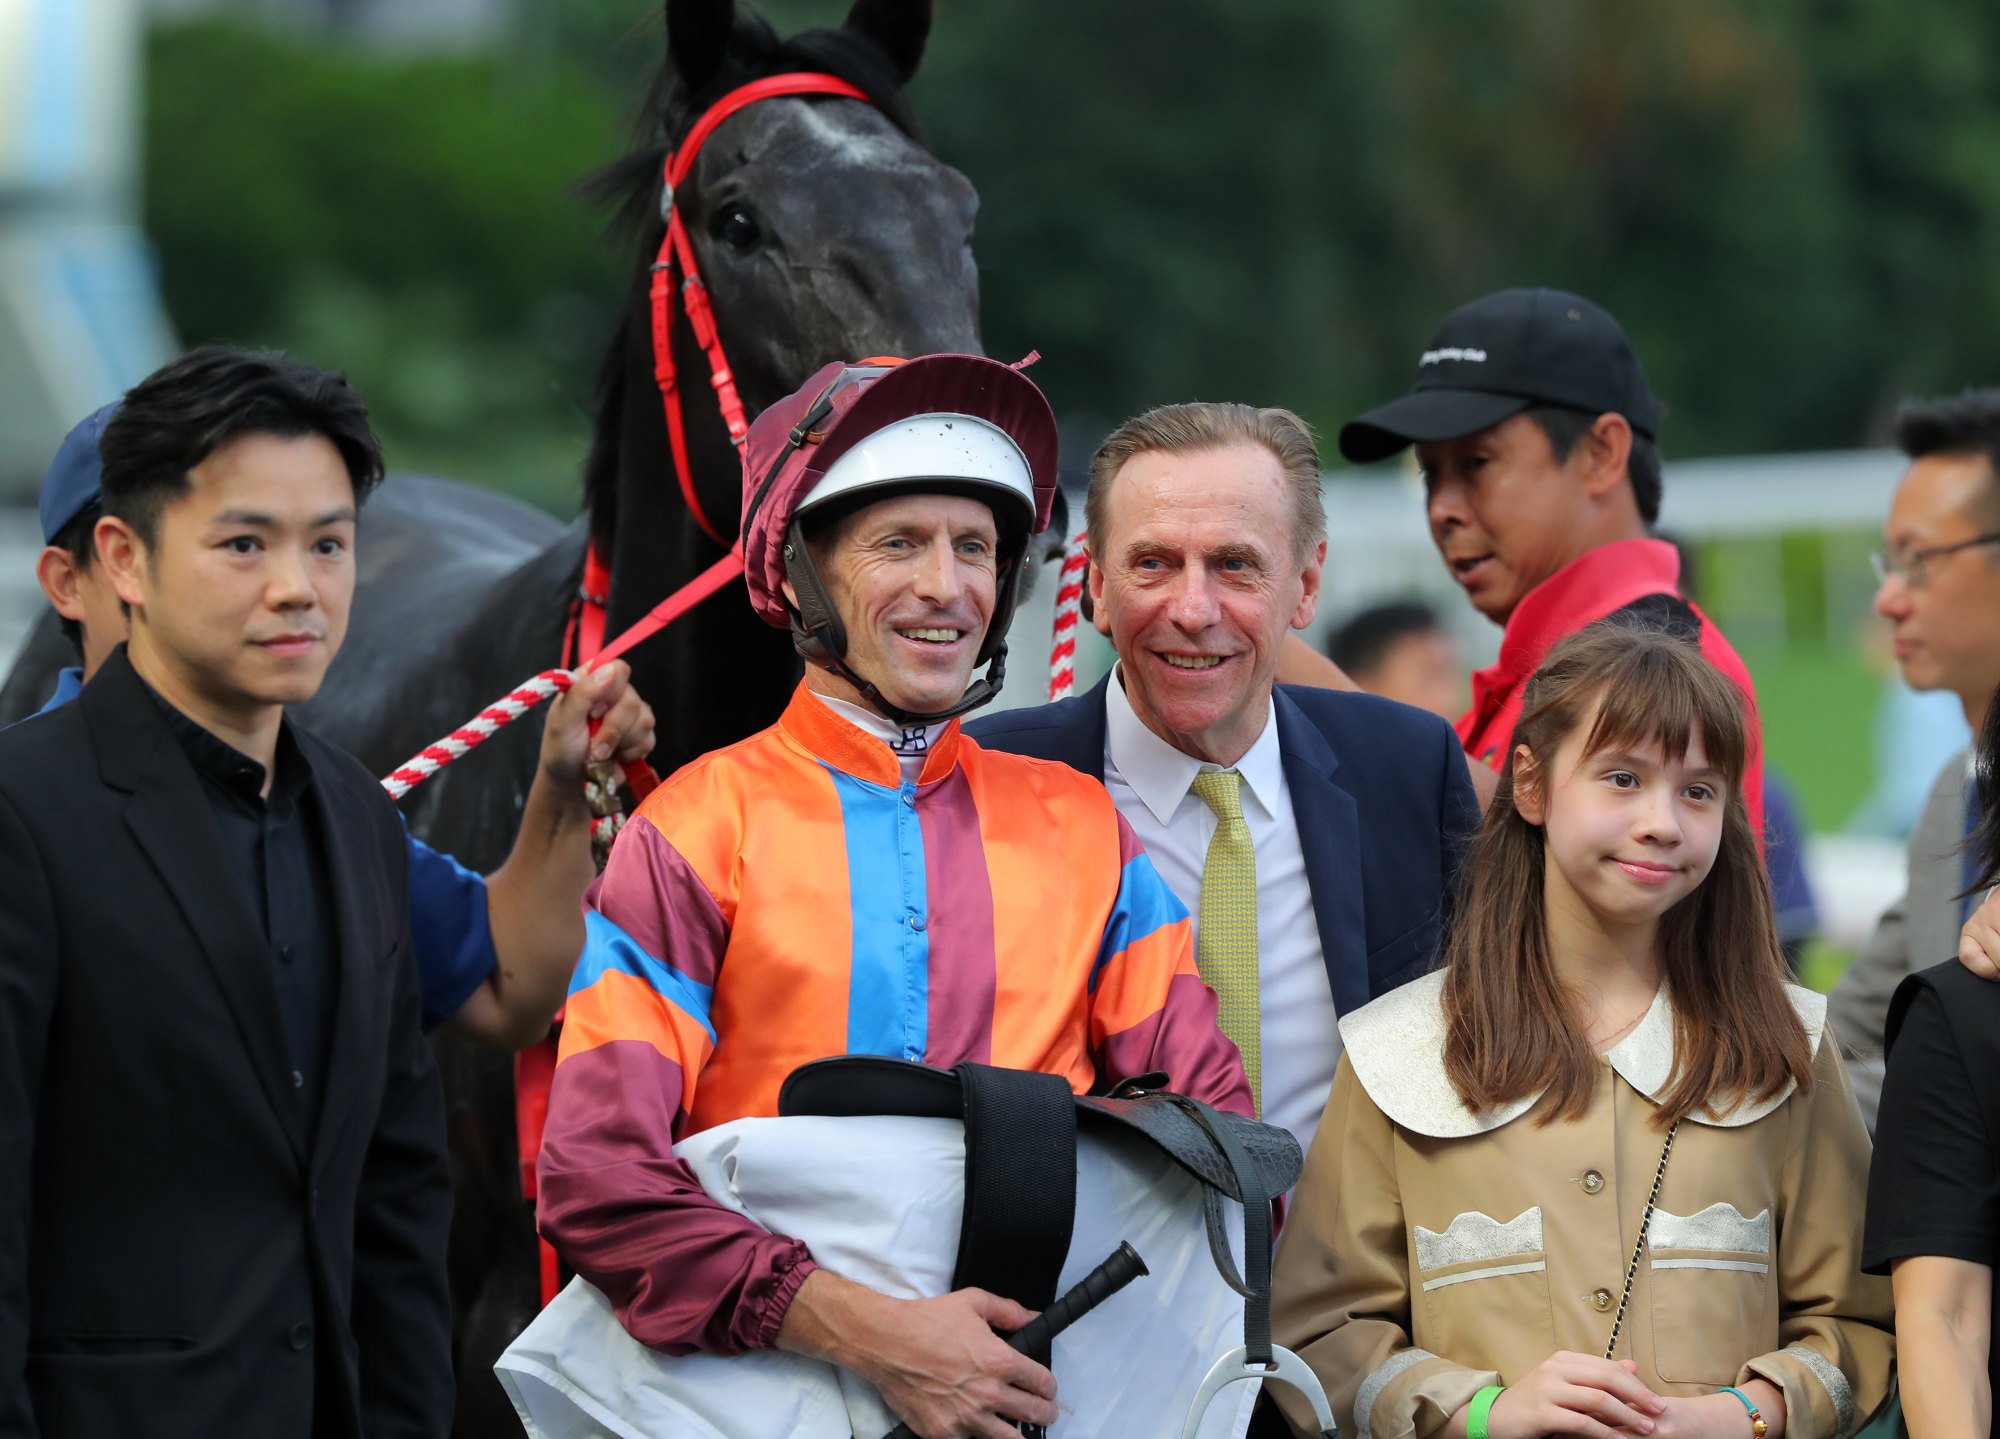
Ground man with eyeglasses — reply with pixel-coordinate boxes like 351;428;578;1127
1830;387;2000;1128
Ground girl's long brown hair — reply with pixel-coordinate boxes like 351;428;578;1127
1441;622;1812;1126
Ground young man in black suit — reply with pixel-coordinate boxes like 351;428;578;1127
0;348;453;1437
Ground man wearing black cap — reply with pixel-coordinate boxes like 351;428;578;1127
1339;287;1765;834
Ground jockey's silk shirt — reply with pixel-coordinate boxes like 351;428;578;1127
538;682;1252;1357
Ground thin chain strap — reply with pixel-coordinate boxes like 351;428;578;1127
1603;1119;1679;1361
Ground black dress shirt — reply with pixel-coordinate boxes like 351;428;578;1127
155;695;338;1124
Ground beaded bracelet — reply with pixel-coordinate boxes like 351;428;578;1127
1720;1385;1768;1437
1465;1385;1504;1439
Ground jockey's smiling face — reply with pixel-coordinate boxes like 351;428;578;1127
96;431;357;730
804;491;999;717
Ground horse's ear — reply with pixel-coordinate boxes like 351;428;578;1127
844;0;930;85
667;0;735;95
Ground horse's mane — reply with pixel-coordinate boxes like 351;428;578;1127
580;10;923;543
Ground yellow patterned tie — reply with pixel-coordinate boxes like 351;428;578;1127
1190;768;1260;1115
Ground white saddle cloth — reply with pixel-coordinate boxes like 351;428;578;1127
496;1113;1256;1439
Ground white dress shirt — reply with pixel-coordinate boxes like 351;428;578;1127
1101;669;1342;1158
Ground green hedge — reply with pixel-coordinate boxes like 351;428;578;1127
146;18;633;508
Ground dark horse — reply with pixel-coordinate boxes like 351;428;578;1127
0;0;1038;1429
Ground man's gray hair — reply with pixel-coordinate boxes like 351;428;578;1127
1085;402;1327;563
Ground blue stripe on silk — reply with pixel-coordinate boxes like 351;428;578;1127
572;909;717;1043
1090;852;1189;994
826;766;930;1061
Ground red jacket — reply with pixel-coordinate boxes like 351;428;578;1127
1456;537;1765;841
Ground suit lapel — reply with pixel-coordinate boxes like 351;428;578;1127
1052;677;1113;779
95;667;309;1164
307;761;374;1167
1273;689;1370;1015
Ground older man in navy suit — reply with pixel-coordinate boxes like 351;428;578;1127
970;402;1478;1160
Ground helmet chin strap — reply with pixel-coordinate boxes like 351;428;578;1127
815;641;1010;728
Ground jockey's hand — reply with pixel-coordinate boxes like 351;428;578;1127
1460;1353;1663;1438
538;660;656;791
1961;886;2000;981
777;1272;1058;1438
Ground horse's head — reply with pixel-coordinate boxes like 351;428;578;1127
588;0;983;570
666;0;982;398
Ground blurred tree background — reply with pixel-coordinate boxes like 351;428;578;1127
130;0;2000;953
145;0;2000;510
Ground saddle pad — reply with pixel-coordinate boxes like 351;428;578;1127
497;1114;1256;1439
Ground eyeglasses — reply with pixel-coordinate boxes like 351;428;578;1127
1870;533;2000;589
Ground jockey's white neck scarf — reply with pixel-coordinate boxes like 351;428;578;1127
810;691;949;784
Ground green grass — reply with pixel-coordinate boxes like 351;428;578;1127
1798;941;1854;994
1733;643;1882;834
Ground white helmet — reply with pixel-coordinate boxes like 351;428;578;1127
796;412;1037;531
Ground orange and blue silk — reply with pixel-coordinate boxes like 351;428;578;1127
538;685;1251;1358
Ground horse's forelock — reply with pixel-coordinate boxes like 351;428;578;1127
584;13;922;249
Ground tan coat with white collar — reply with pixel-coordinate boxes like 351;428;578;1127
1270;971;1893;1439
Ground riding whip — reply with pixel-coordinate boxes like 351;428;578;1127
874;1242;1149;1439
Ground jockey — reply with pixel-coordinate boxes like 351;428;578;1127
536;354;1252;1439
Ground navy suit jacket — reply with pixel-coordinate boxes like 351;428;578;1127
968;678;1479;1015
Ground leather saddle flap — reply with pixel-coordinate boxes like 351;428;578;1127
778;1057;1304;1201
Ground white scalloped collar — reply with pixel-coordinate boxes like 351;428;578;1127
1338;970;1827;1139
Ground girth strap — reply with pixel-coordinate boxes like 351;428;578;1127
1169;1094;1272;1366
948;1063;1078;1383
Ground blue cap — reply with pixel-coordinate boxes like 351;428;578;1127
39;400;122;545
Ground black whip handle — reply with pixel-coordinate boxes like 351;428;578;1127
878;1242;1149;1439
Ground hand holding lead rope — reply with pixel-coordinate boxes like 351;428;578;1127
874;1242;1149;1439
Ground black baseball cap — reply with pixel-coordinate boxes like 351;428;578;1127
1338;288;1663;465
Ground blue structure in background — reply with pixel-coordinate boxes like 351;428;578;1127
0;0;178;500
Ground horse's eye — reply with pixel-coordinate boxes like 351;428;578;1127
713;206;761;251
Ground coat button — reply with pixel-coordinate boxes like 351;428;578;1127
1580;1169;1605;1195
1591;1287;1614;1312
290;1069;305;1089
288;1321;312;1351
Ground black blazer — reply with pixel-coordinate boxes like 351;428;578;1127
968;678;1479;1014
0;650;453;1439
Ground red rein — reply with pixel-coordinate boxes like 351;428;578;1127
649;72;870;548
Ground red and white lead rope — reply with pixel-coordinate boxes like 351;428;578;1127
382;527;1086;824
1047;525;1089;700
380;670;572;798
379;669;625;846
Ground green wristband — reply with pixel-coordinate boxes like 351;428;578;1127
1466;1385;1505;1439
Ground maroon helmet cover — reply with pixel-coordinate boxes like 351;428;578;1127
738;353;1059;631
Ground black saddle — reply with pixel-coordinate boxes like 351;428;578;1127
777;1058;1305;1436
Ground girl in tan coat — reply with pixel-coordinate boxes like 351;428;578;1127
1271;625;1892;1439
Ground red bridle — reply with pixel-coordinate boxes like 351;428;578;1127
565;71;873;667
648;71;873;547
